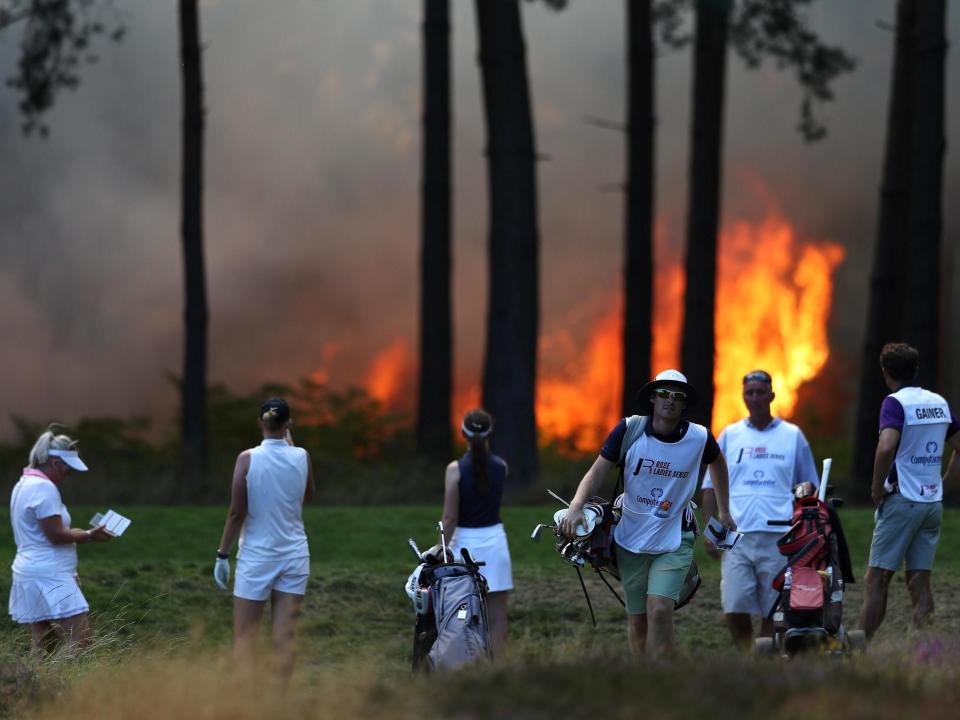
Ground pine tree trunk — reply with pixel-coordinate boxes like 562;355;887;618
179;0;207;493
903;0;946;388
621;0;655;417
852;0;916;503
417;0;453;459
680;0;730;428
475;0;540;487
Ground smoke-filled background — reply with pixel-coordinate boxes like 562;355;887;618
0;0;958;441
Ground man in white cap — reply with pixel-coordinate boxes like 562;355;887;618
701;369;819;651
560;369;735;657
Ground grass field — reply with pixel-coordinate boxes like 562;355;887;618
1;504;960;718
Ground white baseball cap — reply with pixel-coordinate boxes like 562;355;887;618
48;448;89;472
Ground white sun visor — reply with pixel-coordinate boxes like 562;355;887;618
48;449;89;472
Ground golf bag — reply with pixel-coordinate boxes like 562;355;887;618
408;547;492;672
531;492;701;625
764;492;858;655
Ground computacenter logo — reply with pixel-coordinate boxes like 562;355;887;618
632;489;671;511
744;467;775;487
927;441;939;454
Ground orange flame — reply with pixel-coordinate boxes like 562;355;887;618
537;309;622;451
651;264;684;374
712;215;845;429
348;214;843;451
364;337;409;408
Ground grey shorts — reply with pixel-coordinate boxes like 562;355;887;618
868;493;942;571
720;532;783;615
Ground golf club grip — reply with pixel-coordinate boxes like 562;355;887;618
408;538;423;560
818;458;832;502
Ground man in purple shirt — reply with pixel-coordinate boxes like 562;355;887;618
857;343;960;639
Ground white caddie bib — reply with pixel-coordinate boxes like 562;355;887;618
889;386;952;503
713;420;799;533
614;423;708;553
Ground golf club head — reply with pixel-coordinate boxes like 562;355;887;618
531;523;550;541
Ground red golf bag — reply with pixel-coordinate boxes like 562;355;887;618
765;494;856;654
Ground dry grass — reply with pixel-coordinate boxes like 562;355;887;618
3;505;960;718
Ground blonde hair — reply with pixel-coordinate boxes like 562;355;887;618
260;408;287;432
28;426;79;468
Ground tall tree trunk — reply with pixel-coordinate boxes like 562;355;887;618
903;0;946;388
852;0;916;503
680;0;730;428
475;0;540;487
417;0;453;459
179;0;207;493
621;0;655;417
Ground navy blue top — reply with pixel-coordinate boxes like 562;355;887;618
457;452;508;527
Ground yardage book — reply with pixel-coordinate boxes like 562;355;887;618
704;516;742;551
89;509;132;537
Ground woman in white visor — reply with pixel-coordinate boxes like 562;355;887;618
9;427;112;653
440;408;513;659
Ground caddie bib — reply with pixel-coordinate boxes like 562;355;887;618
614;422;708;553
721;419;799;533
889;386;952;503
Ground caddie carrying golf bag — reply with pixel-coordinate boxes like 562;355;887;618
761;493;861;656
407;545;492;672
530;491;701;625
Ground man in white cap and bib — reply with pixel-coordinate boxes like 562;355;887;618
701;369;819;651
560;370;736;657
858;343;960;639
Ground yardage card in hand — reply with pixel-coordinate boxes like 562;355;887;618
89;509;132;537
704;516;742;551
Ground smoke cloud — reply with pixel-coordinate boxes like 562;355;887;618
0;0;958;437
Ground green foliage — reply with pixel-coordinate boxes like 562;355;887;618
0;380;438;505
728;0;856;141
0;0;125;136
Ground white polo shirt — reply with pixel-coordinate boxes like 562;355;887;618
10;468;78;577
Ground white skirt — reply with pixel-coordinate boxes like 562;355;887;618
451;523;513;592
9;572;89;624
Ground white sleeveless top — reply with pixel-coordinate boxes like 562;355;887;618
614;423;708;553
889;386;952;503
238;439;310;561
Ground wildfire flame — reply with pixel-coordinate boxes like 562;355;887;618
334;214;844;452
711;215;845;429
536;310;622;451
364;337;410;408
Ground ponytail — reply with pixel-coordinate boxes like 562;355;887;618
461;409;494;495
470;436;490;495
28;425;78;467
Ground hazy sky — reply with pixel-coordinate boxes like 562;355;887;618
0;0;957;437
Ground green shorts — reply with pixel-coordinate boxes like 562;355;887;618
616;531;695;615
868;493;942;571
